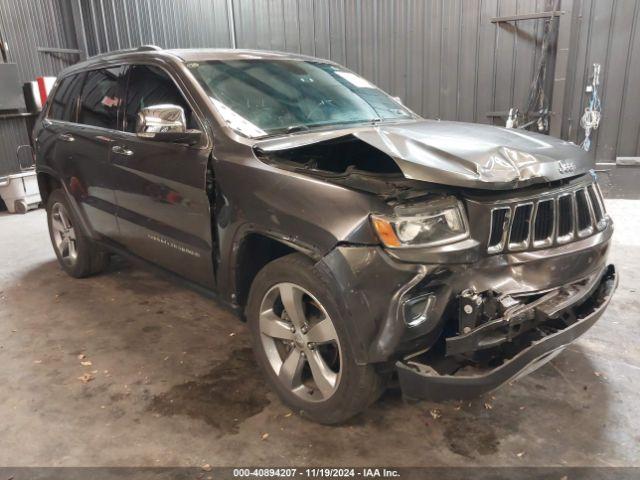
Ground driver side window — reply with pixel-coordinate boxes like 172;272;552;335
123;64;196;133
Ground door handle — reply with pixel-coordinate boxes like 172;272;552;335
58;133;75;142
111;145;134;156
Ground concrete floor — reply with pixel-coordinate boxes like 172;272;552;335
0;200;639;468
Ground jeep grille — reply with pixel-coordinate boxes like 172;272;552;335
487;183;607;254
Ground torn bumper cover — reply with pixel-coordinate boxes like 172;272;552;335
396;265;618;401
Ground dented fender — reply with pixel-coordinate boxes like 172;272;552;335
315;245;424;365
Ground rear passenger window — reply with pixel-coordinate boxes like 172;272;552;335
48;73;84;122
78;67;125;130
123;65;196;133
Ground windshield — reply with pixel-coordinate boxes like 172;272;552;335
187;59;415;138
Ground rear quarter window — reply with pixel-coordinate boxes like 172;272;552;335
48;73;84;122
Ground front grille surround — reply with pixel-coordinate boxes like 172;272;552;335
486;182;607;254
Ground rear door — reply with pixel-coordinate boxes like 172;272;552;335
38;72;85;199
109;63;215;288
58;66;126;239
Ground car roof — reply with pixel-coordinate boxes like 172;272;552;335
59;46;332;77
170;48;327;63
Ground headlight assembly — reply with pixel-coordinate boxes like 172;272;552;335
371;197;469;248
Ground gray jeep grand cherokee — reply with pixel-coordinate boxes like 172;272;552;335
34;46;617;424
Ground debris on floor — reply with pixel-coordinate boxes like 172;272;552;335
77;373;94;383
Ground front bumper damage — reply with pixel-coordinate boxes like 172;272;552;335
396;264;618;401
316;176;616;400
317;219;614;363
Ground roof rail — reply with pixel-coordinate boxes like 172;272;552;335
136;45;162;52
86;45;163;61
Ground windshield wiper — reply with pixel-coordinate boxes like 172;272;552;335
255;124;310;138
285;125;310;134
259;118;390;139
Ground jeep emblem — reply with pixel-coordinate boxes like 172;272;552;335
558;160;577;174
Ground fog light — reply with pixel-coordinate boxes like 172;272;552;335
403;294;436;327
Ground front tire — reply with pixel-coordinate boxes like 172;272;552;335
247;253;384;424
46;189;109;278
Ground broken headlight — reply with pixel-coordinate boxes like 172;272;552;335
371;197;469;248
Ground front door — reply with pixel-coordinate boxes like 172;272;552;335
110;63;215;288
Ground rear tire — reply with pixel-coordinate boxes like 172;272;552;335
46;189;109;278
247;253;384;424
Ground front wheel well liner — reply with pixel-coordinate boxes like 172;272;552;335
234;233;300;309
37;172;63;204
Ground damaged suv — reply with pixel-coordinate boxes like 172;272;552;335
34;47;617;424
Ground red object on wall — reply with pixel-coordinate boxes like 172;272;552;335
36;77;48;104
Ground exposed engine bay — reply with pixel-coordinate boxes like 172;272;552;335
255;135;434;201
254;132;591;206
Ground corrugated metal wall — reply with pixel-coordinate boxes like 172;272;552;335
1;0;639;177
0;0;77;81
81;0;232;55
0;0;78;175
562;0;640;161
0;118;31;175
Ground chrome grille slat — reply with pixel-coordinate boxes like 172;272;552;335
532;199;555;248
486;181;607;254
576;188;595;237
508;203;533;251
487;207;511;254
556;193;575;244
587;184;606;230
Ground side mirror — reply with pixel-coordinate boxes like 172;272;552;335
136;104;202;146
392;96;403;105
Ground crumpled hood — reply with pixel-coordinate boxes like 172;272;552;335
255;120;593;190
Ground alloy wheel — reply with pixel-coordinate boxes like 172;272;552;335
259;282;342;402
50;202;78;267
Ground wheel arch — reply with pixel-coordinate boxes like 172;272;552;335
232;231;317;312
37;171;63;205
38;170;94;239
